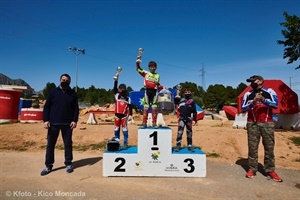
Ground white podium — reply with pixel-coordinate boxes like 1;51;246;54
103;127;206;177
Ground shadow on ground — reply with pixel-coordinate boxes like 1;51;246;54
235;157;267;176
52;156;102;172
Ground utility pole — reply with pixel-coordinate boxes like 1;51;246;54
200;64;206;90
69;47;85;93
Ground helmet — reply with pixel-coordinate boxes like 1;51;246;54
148;61;157;73
119;83;126;91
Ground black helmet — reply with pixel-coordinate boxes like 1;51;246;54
148;61;157;73
148;61;157;67
119;83;126;90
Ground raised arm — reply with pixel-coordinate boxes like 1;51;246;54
113;80;118;94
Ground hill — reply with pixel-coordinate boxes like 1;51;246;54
0;73;32;89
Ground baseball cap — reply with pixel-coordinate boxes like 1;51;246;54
246;75;264;82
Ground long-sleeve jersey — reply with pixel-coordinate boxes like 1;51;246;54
136;62;163;90
241;87;278;122
43;86;79;125
113;80;132;116
175;97;197;122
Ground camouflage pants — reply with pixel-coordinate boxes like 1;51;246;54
246;122;275;173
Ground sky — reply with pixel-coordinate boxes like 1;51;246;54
1;0;300;98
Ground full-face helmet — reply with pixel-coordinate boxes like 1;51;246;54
148;61;157;73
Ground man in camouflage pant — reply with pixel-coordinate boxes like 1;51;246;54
241;75;282;182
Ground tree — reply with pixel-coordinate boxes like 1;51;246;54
203;84;227;108
43;82;56;99
127;86;134;94
277;11;300;69
76;86;87;102
224;86;237;104
236;83;247;96
174;82;200;97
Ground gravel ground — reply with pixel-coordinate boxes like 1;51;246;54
0;151;299;200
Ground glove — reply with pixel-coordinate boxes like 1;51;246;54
253;93;264;104
136;56;142;63
192;120;197;126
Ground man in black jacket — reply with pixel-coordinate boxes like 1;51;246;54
41;74;79;176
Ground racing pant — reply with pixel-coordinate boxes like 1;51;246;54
114;115;129;145
142;88;158;125
176;116;193;147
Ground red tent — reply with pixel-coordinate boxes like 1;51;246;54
222;106;237;120
237;80;298;114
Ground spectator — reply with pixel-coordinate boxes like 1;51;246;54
241;75;282;182
41;74;79;176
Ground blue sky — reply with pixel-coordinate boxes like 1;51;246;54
1;0;300;97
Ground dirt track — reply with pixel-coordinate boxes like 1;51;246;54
1;114;300;199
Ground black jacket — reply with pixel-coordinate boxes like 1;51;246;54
175;97;197;121
43;86;79;125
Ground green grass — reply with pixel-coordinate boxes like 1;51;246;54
0;141;36;151
40;141;107;151
289;136;300;146
0;146;28;151
206;152;220;158
0;122;13;125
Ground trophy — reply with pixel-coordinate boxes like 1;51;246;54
176;84;182;98
136;48;144;63
113;66;122;80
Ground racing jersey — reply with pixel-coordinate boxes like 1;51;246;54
175;97;197;121
113;80;132;116
136;63;163;90
241;87;278;122
114;94;131;115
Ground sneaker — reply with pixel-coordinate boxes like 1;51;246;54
267;171;283;182
66;165;74;173
174;146;180;152
123;144;129;150
245;170;256;179
187;145;195;152
140;123;147;129
41;167;52;176
152;123;159;129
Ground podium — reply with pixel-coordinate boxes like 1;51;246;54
103;127;206;177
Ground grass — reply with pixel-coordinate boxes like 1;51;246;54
289;136;300;146
0;122;13;125
40;141;107;151
206;152;220;158
0;141;37;151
